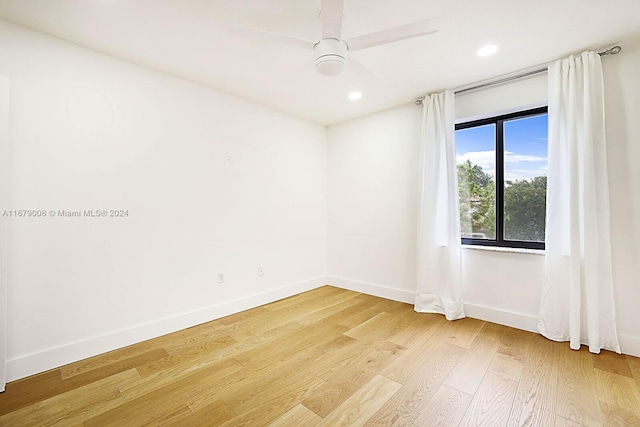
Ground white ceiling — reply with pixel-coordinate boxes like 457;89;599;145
0;0;639;125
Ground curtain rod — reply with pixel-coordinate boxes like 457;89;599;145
415;45;622;105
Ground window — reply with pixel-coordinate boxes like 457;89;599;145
455;107;548;250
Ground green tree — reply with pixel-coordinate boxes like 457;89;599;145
457;160;495;238
504;176;547;242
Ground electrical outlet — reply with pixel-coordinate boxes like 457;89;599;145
258;266;264;277
217;273;224;284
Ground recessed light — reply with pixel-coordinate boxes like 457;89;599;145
348;91;362;100
477;45;498;57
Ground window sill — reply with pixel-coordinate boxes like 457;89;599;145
461;244;545;256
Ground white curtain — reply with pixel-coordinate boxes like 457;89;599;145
415;90;464;320
538;52;620;354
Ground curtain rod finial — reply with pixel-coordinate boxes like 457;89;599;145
599;45;622;56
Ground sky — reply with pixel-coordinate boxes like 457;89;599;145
455;114;548;181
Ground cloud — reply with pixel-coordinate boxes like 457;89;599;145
504;151;547;164
505;167;547;181
456;150;496;176
457;150;547;181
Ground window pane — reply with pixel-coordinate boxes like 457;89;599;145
455;124;496;240
503;114;548;242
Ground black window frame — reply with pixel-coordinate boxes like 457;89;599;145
455;106;548;250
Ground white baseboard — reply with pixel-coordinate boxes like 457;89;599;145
463;303;539;333
6;276;326;382
618;333;640;358
326;276;539;333
326;276;415;304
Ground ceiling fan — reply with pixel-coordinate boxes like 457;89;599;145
227;0;438;77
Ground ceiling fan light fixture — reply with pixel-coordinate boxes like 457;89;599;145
315;38;348;76
316;57;347;76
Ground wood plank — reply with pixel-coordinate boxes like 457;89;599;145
386;311;443;348
458;372;519;427
477;321;509;342
130;321;300;395
507;334;560;427
296;296;364;326
627;354;640;389
258;288;362;327
556;347;603;427
84;382;192;426
599;401;640;427
0;369;140;426
366;308;426;345
0;370;65;416
270;404;323;426
412;384;473;427
302;323;350;345
302;341;404;418
378;321;456;385
344;312;395;340
161;321;237;354
497;326;533;362
460;345;525;426
554;415;585;426
594;368;640;413
592;349;633;377
228;308;311;342
444;336;500;395
444;317;486;349
366;342;466;426
180;359;279;413
317;374;402;427
231;330;315;369
202;335;366;416
262;285;348;311
212;340;342;427
61;342;168;379
0;350;163;417
490;352;525;382
120;353;244;403
135;335;238;378
216;305;270;325
217;376;326;427
99;357;242;425
62;348;169;389
168;399;236;427
308;297;394;332
218;350;327;414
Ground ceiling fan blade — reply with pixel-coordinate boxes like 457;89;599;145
321;0;344;39
227;24;316;50
346;18;438;52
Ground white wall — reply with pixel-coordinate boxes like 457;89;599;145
0;74;9;389
603;39;640;355
327;44;640;356
328;104;422;303
0;20;327;381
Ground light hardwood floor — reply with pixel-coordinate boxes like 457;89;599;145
1;286;639;426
